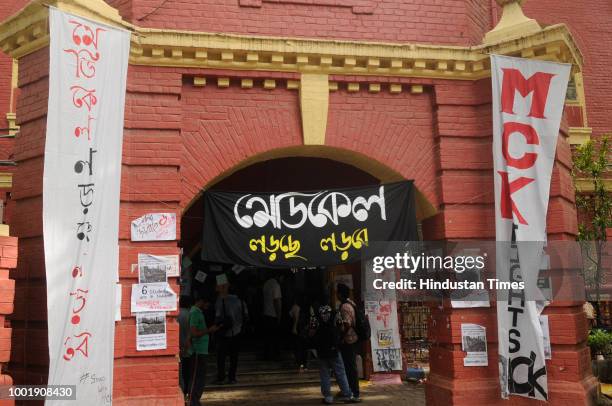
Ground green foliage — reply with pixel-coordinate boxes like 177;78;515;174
588;329;612;359
572;136;611;308
573;136;611;242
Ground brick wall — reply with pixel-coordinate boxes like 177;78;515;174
106;0;491;46
525;1;612;137
0;0;26;133
0;234;16;406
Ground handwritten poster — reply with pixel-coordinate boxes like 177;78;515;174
130;282;177;313
43;8;130;405
137;253;179;282
131;213;177;241
136;312;167;351
366;300;403;372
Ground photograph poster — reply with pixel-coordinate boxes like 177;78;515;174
136;312;167;351
138;253;179;282
461;323;488;367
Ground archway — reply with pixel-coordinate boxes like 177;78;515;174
179;154;434;392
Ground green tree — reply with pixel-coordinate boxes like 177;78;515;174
572;136;611;325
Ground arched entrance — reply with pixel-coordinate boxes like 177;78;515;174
179;154;434;396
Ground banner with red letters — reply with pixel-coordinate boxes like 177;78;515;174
491;55;570;401
43;8;129;404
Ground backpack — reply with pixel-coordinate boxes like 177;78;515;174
347;301;371;342
312;305;342;359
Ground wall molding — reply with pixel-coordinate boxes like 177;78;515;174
0;0;583;81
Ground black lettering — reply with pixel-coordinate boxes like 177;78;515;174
509;328;521;353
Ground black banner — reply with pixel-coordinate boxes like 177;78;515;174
201;181;417;268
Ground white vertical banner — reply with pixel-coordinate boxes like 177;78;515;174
44;8;130;405
491;55;570;401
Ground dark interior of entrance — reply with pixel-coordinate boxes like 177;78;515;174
180;157;430;389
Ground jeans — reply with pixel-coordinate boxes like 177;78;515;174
319;351;352;402
188;353;207;406
217;335;240;381
180;356;191;395
340;343;360;397
294;334;308;367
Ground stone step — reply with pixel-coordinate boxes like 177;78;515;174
206;371;321;390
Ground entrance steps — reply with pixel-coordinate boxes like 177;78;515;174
206;351;321;390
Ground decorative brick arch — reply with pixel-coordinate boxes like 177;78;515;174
178;80;441;220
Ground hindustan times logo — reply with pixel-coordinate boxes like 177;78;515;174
372;252;487;274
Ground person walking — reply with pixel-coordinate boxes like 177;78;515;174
213;276;247;385
311;294;356;404
289;294;308;371
188;295;219;406
178;295;194;396
262;271;282;360
337;283;362;402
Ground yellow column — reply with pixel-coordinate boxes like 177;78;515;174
300;73;329;145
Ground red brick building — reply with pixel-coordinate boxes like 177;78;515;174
0;0;609;405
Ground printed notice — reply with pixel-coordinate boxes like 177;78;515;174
136;312;167;351
131;282;177;313
138;253;179;282
461;323;488;367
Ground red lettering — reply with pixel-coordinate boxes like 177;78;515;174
502;122;540;169
498;171;534;225
501;68;555;119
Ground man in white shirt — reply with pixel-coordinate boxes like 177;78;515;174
262;271;282;360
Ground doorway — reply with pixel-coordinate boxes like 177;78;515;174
179;156;430;390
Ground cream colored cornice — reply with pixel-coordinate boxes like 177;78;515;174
575;178;612;193
0;0;582;81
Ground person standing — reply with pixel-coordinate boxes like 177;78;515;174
337;283;362;402
178;296;194;396
188;295;219;406
214;276;247;385
311;295;356;404
289;294;308;371
262;271;282;360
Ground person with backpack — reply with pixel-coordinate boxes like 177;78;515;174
337;283;366;403
213;276;248;385
310;293;357;404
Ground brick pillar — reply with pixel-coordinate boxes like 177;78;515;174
112;64;183;405
424;80;597;405
424;79;501;405
0;228;16;406
8;49;185;405
10;46;50;387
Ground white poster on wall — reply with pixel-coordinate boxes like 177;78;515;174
137;253;179;282
461;324;488;367
491;55;570;401
43;8;130;405
115;284;122;322
365;299;403;373
136;312;167;351
131;282;177;313
131;213;177;241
